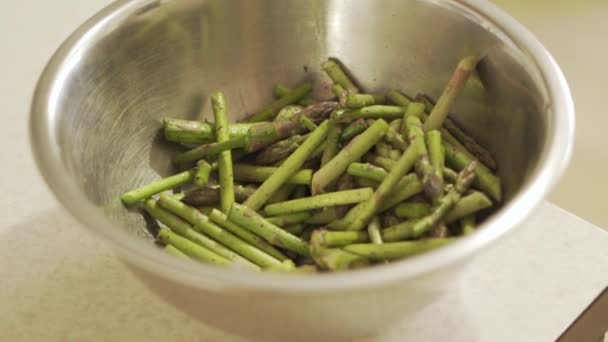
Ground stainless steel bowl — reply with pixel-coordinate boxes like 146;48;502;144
30;0;574;340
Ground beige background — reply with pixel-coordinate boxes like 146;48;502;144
491;0;608;228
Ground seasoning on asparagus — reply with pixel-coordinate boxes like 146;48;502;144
162;118;255;145
312;119;389;194
158;194;282;269
181;184;256;206
208;209;289;261
336;106;406;123
211;92;236;213
264;188;374;216
382;161;477;241
345;94;386;108
311;229;369;247
255;135;304;165
406;115;443;201
275;105;303;121
244;120;330;211
321;120;342;167
144;199;255;268
265;212;313;226
229;203;310;256
244;101;338;152
444;140;501;201
340;118;370;141
157;228;231;266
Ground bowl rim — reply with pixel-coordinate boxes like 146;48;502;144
30;0;574;293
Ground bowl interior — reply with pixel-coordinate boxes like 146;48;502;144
38;1;549;251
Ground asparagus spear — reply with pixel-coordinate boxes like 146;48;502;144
157;228;231;266
144;199;255;267
369;155;396;171
275;105;303;121
321;120;342;167
424;55;480;131
299;115;318;132
345;94;386;108
385;128;408;151
443;191;492;223
121;169;195;205
265;212;313;226
406;115;443;200
376;174;425;212
181;184;256;206
444;140;501;201
322;59;360;94
233;164;313;185
212;92;236;213
208;209;288;261
336;106;406;122
306;207;340;225
344;238;453;261
158;194;282;269
367;217;383;244
382;161;477;241
332;84;348;107
310;245;370;271
387;90;483;170
340;118;373;141
273;84;314;106
263;188;374;216
162;118;255;145
244;82;312;122
229;203;310;256
461;215;476;235
312;119;389;194
347;142;422;231
393;202;431;219
163;244;190;260
347;163;388;182
244;120;330;211
173;136;245;165
426;130;445;187
416;93;497;170
255;135;304;165
194;160;212;188
311;229;369;247
245;101;338;152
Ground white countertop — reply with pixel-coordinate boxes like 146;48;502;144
2;1;608;341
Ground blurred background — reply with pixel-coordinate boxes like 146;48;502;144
2;0;607;229
491;0;608;229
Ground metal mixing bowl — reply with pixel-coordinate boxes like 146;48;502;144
30;0;574;340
